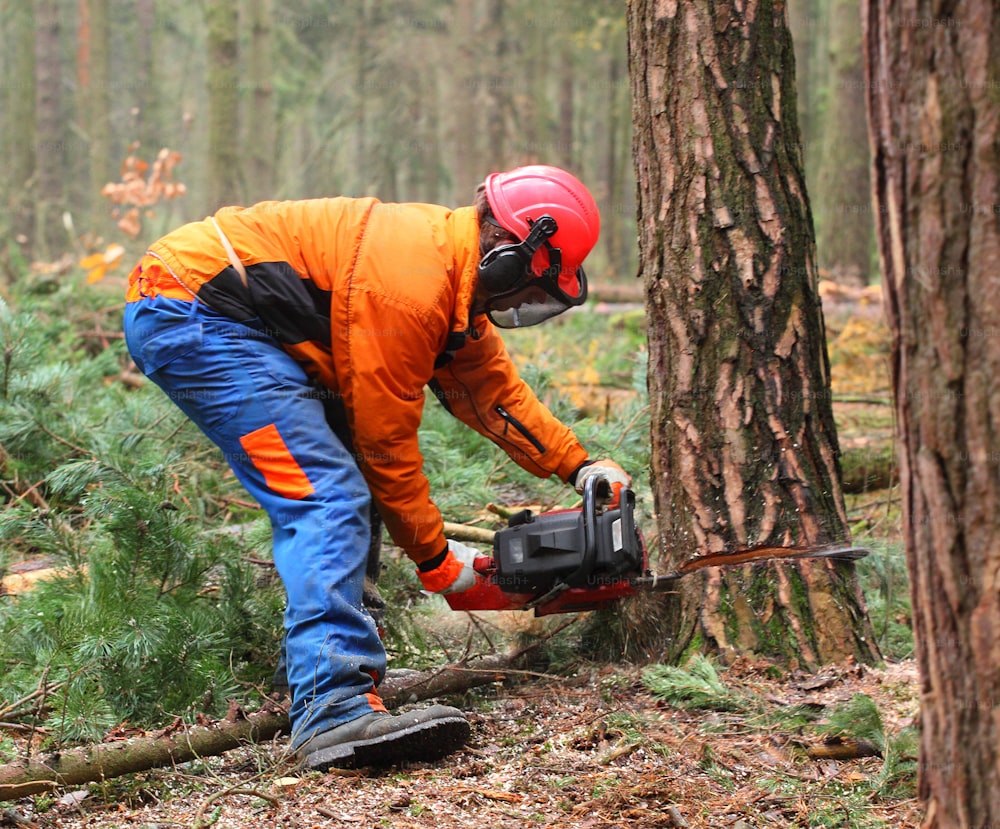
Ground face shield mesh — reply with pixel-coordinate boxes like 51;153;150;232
484;268;588;329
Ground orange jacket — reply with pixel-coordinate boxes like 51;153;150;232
127;198;589;562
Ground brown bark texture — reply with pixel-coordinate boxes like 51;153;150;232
628;0;879;667
863;1;1000;825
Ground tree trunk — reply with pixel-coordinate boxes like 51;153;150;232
628;0;879;668
34;0;66;259
206;0;242;208
449;0;479;204
814;0;872;285
600;36;632;279
863;2;1000;825
353;0;369;193
3;2;37;272
243;0;275;203
134;0;162;158
80;0;113;235
557;40;575;171
484;0;508;166
787;0;815;150
787;0;829;170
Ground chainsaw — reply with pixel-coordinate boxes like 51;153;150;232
445;475;869;617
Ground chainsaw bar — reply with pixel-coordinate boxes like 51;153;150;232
445;479;870;617
630;543;870;590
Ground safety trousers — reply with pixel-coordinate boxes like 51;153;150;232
123;294;387;748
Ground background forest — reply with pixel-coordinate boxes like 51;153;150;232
0;0;872;290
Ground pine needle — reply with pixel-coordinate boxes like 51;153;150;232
641;655;749;713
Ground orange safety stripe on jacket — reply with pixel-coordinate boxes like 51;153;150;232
127;198;589;563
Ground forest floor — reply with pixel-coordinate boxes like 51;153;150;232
3;655;921;829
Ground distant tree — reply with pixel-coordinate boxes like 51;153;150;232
627;0;879;667
3;3;36;271
484;0;509;166
449;0;480;202
34;0;67;258
206;0;241;208
595;19;630;275
80;0;113;233
243;0;276;203
814;0;872;284
864;1;1000;824
787;0;830;172
134;0;164;158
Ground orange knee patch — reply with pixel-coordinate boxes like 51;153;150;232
239;423;315;499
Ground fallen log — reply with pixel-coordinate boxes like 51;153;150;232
0;653;519;800
441;521;497;545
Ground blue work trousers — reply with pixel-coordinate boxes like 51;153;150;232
123;296;386;748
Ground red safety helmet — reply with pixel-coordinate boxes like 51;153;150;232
479;165;601;328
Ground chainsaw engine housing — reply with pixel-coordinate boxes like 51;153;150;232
494;488;642;594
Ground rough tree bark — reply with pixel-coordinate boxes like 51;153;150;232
863;1;1000;825
627;0;879;668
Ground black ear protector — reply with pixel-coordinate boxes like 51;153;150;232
477;215;559;294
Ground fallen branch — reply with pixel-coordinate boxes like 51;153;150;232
0;652;523;800
442;521;497;545
806;737;882;761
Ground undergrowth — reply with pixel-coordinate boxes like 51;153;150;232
0;281;283;745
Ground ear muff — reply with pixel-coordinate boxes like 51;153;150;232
477;215;559;295
477;243;533;294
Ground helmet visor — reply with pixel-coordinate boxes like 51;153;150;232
484;267;588;329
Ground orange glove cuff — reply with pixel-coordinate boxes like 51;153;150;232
417;551;463;593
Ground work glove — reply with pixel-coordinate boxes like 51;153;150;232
574;458;632;506
416;539;480;595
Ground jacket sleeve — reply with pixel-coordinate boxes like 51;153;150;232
430;321;589;483
339;297;448;565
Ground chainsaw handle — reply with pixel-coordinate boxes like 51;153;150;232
563;474;600;588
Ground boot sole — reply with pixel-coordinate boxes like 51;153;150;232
303;715;470;771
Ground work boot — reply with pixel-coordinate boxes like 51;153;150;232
298;704;470;770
